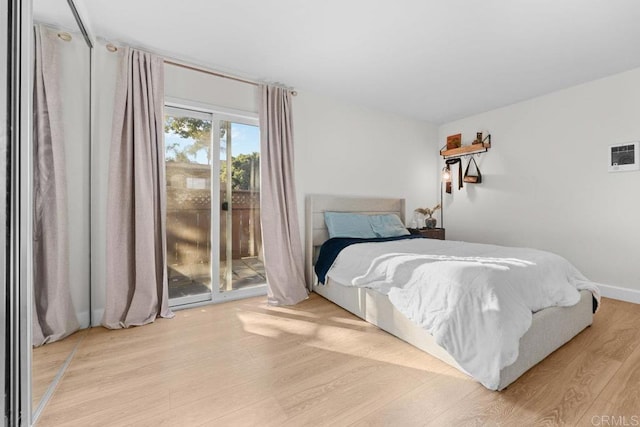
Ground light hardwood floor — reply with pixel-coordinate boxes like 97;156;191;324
32;330;86;411
37;294;639;426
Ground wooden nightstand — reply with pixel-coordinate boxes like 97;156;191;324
408;228;445;240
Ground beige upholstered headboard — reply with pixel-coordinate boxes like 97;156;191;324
304;195;406;289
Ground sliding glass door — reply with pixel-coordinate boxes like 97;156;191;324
164;105;265;307
165;107;213;305
219;121;265;293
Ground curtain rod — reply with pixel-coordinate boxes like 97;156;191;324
104;43;296;95
164;59;298;96
164;59;258;87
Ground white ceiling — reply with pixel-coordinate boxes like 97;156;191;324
75;0;640;123
34;0;83;33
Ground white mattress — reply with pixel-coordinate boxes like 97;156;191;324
313;277;593;390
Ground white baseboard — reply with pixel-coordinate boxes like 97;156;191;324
598;283;640;305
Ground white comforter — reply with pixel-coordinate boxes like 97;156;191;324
326;238;600;390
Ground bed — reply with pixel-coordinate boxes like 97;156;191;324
304;194;596;390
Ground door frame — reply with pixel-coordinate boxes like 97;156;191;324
165;98;266;309
4;0;33;424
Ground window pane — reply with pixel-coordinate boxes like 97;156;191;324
165;110;212;303
219;121;265;292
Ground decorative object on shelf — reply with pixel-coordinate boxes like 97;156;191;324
463;157;482;183
425;216;437;229
446;133;462;150
473;132;483;145
415;204;441;229
441;133;491;159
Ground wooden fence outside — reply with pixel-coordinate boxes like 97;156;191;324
166;189;261;267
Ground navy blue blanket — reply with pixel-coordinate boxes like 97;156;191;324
315;234;424;284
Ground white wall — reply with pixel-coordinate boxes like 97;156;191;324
90;52;437;323
438;67;640;294
164;64;257;112
293;91;439;228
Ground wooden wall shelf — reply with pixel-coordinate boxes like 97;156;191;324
440;135;491;159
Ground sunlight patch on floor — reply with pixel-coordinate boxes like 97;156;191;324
235;307;464;378
249;303;323;320
236;311;320;339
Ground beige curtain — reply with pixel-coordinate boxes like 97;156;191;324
259;85;308;305
32;25;80;346
103;48;174;329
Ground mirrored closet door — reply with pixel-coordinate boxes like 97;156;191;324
31;0;92;422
